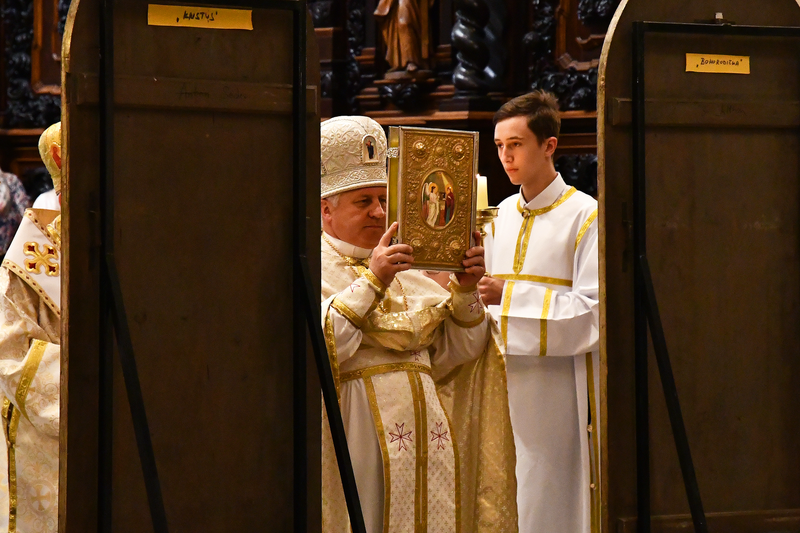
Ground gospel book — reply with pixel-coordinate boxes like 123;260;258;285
387;126;478;271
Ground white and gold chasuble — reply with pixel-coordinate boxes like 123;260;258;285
320;233;518;533
485;175;600;533
0;208;61;533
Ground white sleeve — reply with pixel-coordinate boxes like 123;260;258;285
321;270;386;364
501;220;599;356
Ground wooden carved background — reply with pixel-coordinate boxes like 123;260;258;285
311;0;618;202
0;0;616;201
0;0;70;198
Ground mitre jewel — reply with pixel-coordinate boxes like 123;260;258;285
321;115;387;198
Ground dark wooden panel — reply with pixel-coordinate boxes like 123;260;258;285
62;0;321;531
617;509;800;533
600;2;800;532
73;74;319;114
609;98;800;127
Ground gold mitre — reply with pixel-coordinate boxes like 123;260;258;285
38;121;62;193
321;115;387;198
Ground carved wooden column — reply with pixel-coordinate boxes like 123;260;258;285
451;0;490;95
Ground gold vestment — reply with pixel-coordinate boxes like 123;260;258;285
0;209;61;533
320;234;517;532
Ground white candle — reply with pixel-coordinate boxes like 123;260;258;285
476;174;489;210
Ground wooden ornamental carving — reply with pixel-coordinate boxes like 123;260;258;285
1;0;69;127
31;0;64;95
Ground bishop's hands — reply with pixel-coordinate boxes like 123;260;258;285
454;231;486;288
478;276;504;306
371;222;414;287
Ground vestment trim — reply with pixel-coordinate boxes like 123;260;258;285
363;376;392;532
409;371;428;529
586;352;601;533
451;313;485;329
500;281;515;348
493;273;572;287
340;362;432;383
330;298;365;329
575;209;598;252
513;187;578;274
15;340;47;424
540;288;553;356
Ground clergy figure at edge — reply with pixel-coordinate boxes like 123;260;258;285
480;91;601;533
0;122;63;533
319;116;518;532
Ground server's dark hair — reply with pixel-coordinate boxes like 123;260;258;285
493;90;560;145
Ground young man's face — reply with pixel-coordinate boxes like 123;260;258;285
322;186;387;249
494;115;556;190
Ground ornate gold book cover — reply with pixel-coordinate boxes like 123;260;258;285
387;126;478;271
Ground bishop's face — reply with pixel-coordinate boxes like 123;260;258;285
322;186;387;249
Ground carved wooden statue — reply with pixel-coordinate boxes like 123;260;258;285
374;0;430;74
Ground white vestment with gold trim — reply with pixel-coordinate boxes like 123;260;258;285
485;174;600;533
320;233;518;533
0;208;61;533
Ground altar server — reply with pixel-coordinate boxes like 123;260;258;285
480;91;600;533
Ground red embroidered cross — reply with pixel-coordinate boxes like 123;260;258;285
389;422;412;452
411;350;422;362
430;422;450;450
468;292;482;313
349;282;360;293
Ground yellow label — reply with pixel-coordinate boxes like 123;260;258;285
686;53;750;74
147;4;253;30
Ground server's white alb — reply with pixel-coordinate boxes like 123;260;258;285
486;173;600;533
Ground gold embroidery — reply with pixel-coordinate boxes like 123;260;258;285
364;377;392;533
513;188;578;274
322;233;409;312
363;268;387;294
23;242;59;276
436;394;461;532
16;340;48;424
450;313;485;329
46;215;61;250
24;210;60;252
500;281;515;349
1;260;60;318
340;362;432;383
516;187;577;216
323;312;341;402
540;288;553;356
575;209;598;252
330;298;365;329
8;407;20;532
493;273;572;287
408;372;428;532
512;212;534;274
447;280;478;294
586;353;601;533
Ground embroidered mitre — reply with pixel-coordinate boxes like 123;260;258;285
38;122;62;194
321;115;387;198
